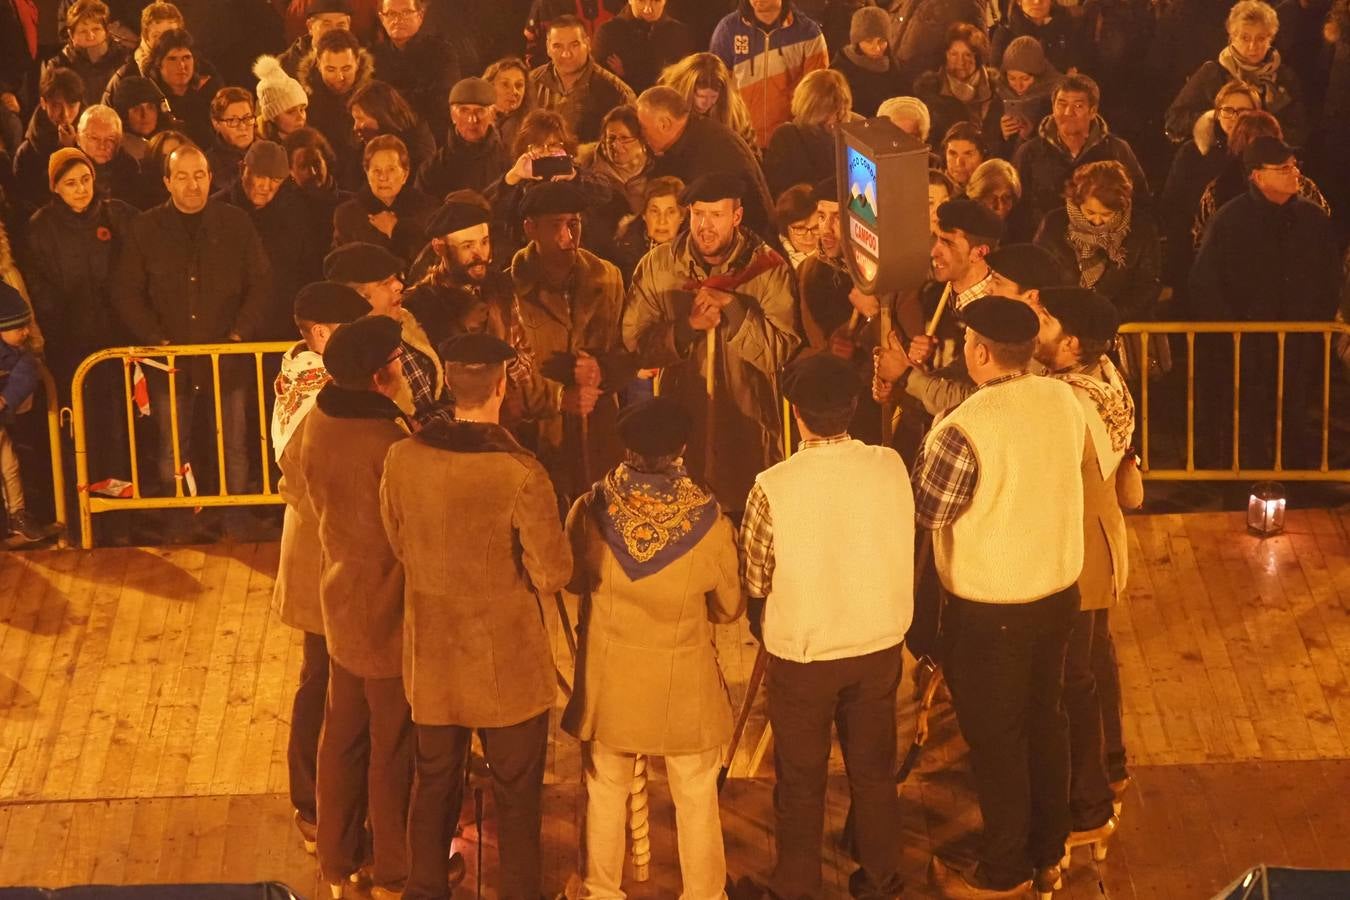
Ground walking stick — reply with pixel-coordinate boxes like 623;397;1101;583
629;754;652;881
554;592;577;663
926;283;953;344
579;411;591;486
879;302;894;443
718;644;768;790
704;327;716;482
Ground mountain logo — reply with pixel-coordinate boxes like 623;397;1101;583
848;181;877;226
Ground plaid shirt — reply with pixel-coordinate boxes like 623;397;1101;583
911;373;1024;530
401;341;452;428
739;434;852;598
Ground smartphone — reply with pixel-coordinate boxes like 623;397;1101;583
532;155;575;179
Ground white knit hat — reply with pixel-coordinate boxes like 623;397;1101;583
253;55;308;123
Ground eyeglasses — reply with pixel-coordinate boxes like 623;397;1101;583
788;223;819;237
1216;105;1251;119
1259;162;1299;175
379;9;419;22
605;134;639;147
217;114;256;128
528;141;566;155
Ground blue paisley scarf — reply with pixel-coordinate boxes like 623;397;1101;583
591;462;718;581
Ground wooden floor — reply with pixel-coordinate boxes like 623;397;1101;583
1;509;1348;897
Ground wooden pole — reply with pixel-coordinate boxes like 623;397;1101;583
704;327;716;482
927;283;953;339
879;301;894;442
629;754;652;881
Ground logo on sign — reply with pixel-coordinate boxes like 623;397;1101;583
734;34;750;55
850;217;878;256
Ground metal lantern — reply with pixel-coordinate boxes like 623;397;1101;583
1247;481;1286;536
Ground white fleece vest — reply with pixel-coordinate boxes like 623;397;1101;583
927;375;1086;603
756;440;915;662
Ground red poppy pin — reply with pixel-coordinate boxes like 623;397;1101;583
96;227;112;241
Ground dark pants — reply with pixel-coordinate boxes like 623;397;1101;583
1063;609;1115;831
405;712;550;900
316;661;414;889
767;644;903;899
288;630;329;826
1095;616;1128;784
145;368;248;495
946;587;1078;889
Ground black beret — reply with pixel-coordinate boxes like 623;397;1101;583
1243;135;1296;172
520;181;586;217
812;176;838;205
426;200;490;238
1037;287;1120;343
680;171;745;205
962;296;1039;343
293;281;371;325
438;332;516;365
985;243;1070;290
323;315;402;386
936;198;1004;245
323;242;404;284
616;397;691;457
781;353;861;413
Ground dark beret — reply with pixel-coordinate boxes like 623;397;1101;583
307;0;352;16
616;397;691;457
680;171;745;205
109;76;163;115
438;332;516;365
936;198;1004;245
323;315;402;386
782;353;861;413
520;181;586;217
293;281;371;325
449;77;496;106
985;243;1070;291
426;200;490;238
962;296;1039;343
812;176;838;205
1037;287;1120;343
1243;135;1296;172
323;242;404;284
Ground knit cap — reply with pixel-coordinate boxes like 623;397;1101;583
48;147;93;192
0;283;33;331
850;6;892;45
253;55;309;124
1001;36;1052;77
109;75;165;119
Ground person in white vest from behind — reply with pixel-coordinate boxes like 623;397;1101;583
913;296;1087;900
738;353;914;900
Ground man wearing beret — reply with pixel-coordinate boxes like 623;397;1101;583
1035;286;1139;857
285;314;414;899
511;179;632;501
325;240;451;427
624;171;801;512
271;281;372;856
738;352;913;900
414;77;511;199
912;297;1086;898
561;396;742;898
380;333;572;900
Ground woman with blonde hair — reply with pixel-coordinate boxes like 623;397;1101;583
483;56;533;154
763;69;853;198
657;52;757;151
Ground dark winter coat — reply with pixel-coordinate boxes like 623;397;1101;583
155;70;224;149
485;167;628;266
1165;58;1307;147
11;107;69;216
23;196;138;378
991;6;1090;75
91;149;143;210
1012;114;1150;232
1159;111;1226;289
371;29;461;144
891;0;988;80
205;136;247;197
528;56;637;143
763;121;836;200
912;65;1006;151
831;46;907;119
648;114;775;239
332;183;437;265
297;45;377;167
338;121;438;192
414;127;511;201
277;33;311;77
592;8;696;93
41;41;133;107
611;215;658;285
523;0;626;67
402;268;517;350
1034;205;1162;322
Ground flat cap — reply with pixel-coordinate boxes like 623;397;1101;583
306;0;352;16
243;139;289;179
1037;287;1120;343
324;242;404;284
781;353;861;413
323;315;402;386
426;200;490;238
936;198;1004;245
1243;135;1296;172
438;332;516;365
680;171;744;205
520;181;586;217
616;397;691;457
986;243;1070;290
449;76;496;107
812;176;838;205
962;296;1039;343
293;281;371;325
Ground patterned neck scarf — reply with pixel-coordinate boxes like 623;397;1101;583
591;462;718;581
1054;355;1135;477
1218;45;1285;111
1065;200;1131;288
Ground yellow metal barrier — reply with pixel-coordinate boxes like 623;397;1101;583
1119;321;1349;482
38;364;69;547
69;341;293;549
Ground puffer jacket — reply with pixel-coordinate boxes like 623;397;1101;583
40;40;134;107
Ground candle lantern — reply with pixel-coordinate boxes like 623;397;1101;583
1246;481;1286;536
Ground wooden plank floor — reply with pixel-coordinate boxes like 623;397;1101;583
1;508;1348;897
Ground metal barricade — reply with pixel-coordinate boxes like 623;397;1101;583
38;364;69;547
1119;321;1349;482
68;342;293;549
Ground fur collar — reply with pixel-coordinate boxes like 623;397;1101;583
414;418;534;458
315;383;407;422
1192;110;1223;156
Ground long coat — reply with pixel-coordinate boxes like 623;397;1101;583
561;492;743;755
1034;206;1162;323
380;419;573;728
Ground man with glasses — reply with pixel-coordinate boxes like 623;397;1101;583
372;0;459;140
414;77;510;199
529;13;636;143
74;103;140;207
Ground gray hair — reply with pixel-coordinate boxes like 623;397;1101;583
877;95;931;142
78;104;123;136
1226;0;1279;38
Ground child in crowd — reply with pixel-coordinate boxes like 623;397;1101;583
0;284;52;543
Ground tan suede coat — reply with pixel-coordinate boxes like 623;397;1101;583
274;439;324;635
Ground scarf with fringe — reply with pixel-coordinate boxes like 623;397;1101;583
1065;200;1131;288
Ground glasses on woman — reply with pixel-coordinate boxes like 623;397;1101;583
1216;105;1249;120
788;223;819;238
218;114;256;128
528;141;566;155
605;133;639;148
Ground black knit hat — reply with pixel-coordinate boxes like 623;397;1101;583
324;242;404;284
616;397;691;457
986;243;1071;290
0;283;32;331
323;315;402;387
293;281;371;325
426;200;490;238
962;296;1039;342
782;353;861;413
1037;287;1120;342
812;176;838;205
109;76;165;117
936;198;1004;246
680;171;745;205
520;181;586;217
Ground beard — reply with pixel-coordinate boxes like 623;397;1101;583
445;253;491;284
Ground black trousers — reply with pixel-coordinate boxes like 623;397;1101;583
1095;616;1128;784
767;644;903;899
1063;608;1116;831
946;587;1079;889
404;712;550;900
288;630;329;826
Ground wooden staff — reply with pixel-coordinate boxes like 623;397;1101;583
704;326;716;482
579;412;591;486
629;754;652;881
719;645;768;790
879;300;894;442
927;283;953;343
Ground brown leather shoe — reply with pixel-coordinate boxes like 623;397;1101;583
929;857;1030;899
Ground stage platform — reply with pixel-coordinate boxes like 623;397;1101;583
1;509;1348;898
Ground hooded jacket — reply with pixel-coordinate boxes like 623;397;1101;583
710;0;830;148
297;44;376;163
1012;113;1150;228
